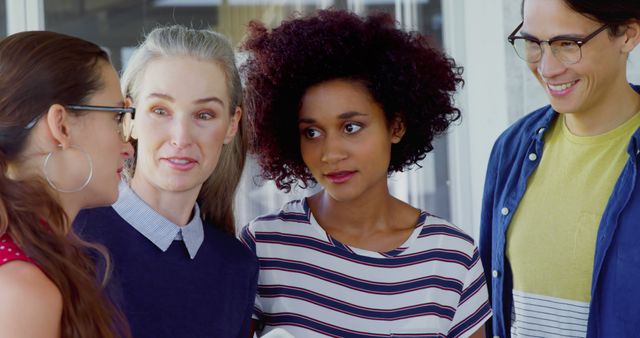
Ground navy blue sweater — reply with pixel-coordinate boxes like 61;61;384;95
74;207;258;338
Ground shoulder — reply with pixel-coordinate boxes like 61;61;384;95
246;199;310;232
239;199;310;254
204;223;258;267
74;206;120;229
494;106;554;145
73;206;124;239
206;228;260;285
487;105;556;168
418;214;478;256
0;261;62;337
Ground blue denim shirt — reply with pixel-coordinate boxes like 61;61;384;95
479;85;640;338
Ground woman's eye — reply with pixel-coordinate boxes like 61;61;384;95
151;107;168;115
196;111;214;120
344;122;362;134
304;128;321;139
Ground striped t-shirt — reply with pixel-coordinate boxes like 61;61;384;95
240;199;491;337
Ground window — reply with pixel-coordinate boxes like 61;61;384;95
44;0;324;71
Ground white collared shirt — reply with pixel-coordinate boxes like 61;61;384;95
113;181;204;259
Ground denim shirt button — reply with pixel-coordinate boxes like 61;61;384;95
501;207;509;216
537;127;545;134
492;270;499;278
528;153;538;161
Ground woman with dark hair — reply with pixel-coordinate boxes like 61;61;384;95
240;9;491;337
480;0;640;337
0;31;133;338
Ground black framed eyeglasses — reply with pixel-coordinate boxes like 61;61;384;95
25;104;136;142
508;22;609;65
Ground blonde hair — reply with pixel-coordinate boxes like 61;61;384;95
122;25;247;233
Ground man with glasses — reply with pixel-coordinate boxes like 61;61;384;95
479;1;640;337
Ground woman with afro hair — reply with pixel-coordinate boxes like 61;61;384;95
240;9;491;338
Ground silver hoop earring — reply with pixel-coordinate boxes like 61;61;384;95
43;144;93;193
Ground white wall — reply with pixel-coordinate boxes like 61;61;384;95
443;0;512;238
630;48;640;84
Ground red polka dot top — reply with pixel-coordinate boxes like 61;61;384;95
0;232;34;266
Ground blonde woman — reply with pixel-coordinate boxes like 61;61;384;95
74;25;257;338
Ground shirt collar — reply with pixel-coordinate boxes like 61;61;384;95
113;181;204;259
531;106;557;141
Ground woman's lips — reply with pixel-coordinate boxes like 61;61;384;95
162;157;197;171
324;171;356;184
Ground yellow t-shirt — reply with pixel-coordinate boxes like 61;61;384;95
506;112;640;337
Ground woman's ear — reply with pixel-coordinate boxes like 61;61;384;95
125;96;139;140
44;104;73;148
621;21;640;54
390;113;406;144
223;106;242;144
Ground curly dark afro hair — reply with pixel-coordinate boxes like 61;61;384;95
242;9;463;192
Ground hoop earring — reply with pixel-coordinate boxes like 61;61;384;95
43;144;93;193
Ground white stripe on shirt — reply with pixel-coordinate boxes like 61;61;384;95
511;289;589;338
